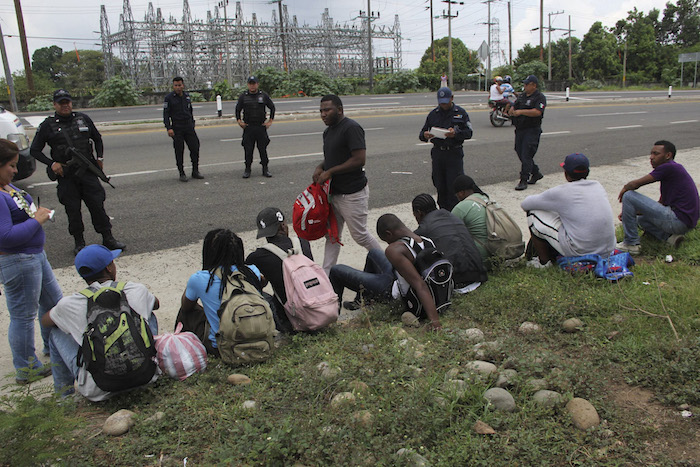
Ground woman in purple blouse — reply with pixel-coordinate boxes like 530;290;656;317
0;139;62;384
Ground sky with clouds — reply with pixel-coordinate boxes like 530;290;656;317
0;0;674;79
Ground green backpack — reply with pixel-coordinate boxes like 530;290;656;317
215;269;275;365
77;281;157;392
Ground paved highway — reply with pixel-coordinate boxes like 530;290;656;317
18;99;700;268
18;89;700;125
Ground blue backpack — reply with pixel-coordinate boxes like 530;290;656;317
556;252;635;281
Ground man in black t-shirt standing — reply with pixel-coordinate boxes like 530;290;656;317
312;95;382;275
509;75;546;191
246;207;313;333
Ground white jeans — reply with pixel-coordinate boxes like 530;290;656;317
323;185;382;275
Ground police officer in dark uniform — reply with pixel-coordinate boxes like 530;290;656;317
419;87;474;211
235;76;275;179
30;89;125;255
509;75;546;191
163;76;203;182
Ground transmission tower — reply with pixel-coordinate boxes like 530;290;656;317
100;0;403;90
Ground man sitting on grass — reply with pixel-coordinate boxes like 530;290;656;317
41;245;159;401
616;140;699;255
329;214;442;330
520;153;616;268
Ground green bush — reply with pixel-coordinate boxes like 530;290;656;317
24;93;54;111
212;80;235;100
255;67;287;96
90;76;142;107
188;91;205;102
376;70;420;94
512;61;548;89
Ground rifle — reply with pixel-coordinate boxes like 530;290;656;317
46;128;115;188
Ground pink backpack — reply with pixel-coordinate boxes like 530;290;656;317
154;322;207;381
262;237;338;331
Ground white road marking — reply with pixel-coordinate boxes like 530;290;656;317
548;95;593;101
606;125;643;130
27;152;325;187
577;111;647;117
392;171;413;174
670;120;698;124
542;131;571;136
371;96;404;100
220;127;384;142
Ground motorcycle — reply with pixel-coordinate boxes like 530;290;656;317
488;100;511;127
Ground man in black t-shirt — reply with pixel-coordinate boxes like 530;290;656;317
246;207;313;333
312;95;382;275
508;75;546;191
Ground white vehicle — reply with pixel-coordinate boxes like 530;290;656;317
0;105;35;181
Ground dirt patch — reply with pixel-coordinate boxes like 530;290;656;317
607;380;700;464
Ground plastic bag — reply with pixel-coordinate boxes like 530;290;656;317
154;322;207;381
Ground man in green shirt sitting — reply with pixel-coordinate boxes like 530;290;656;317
451;175;491;265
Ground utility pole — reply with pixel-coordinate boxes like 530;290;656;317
547;11;563;80
438;0;463;89
482;0;500;86
622;40;627;88
359;4;379;90
568;15;572;80
219;0;232;85
539;0;544;61
428;0;435;62
13;0;34;94
272;0;288;73
508;1;512;69
0;22;18;112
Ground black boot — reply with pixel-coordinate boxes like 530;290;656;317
102;231;126;251
73;234;86;256
515;179;528;191
242;167;251;179
527;172;543;185
191;165;204;179
179;170;188;182
262;166;272;178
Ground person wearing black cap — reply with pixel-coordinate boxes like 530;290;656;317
245;207;313;333
509;75;546;191
419;87;474;211
521;153;616;268
30;89;126;255
451;174;492;264
235;76;275;178
163;77;203;182
40;244;160;401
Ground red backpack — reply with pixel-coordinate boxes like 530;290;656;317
292;182;340;243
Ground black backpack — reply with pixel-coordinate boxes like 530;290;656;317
77;282;157;392
401;236;454;318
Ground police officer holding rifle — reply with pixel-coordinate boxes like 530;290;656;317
30;89;125;255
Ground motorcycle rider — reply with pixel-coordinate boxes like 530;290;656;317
488;76;506;108
502;75;516;113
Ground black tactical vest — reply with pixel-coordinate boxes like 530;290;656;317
47;114;93;164
240;92;267;125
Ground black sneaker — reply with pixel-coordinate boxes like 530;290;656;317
528;172;544;184
343;299;362;311
515;180;528;191
179;173;188;182
262;168;272;178
103;235;126;251
191;170;204;179
242;169;251;179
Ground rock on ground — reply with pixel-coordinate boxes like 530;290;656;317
566;397;601;430
484;388;516;412
532;390;565;407
103;409;136;436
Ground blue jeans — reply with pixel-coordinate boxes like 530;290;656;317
621;190;690;244
0;251;63;379
329;249;394;303
49;314;158;396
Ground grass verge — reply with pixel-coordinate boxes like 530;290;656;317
1;230;699;465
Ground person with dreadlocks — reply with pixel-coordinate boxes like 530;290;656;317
178;229;263;356
412;193;487;291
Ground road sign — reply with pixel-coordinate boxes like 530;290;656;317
678;52;700;63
